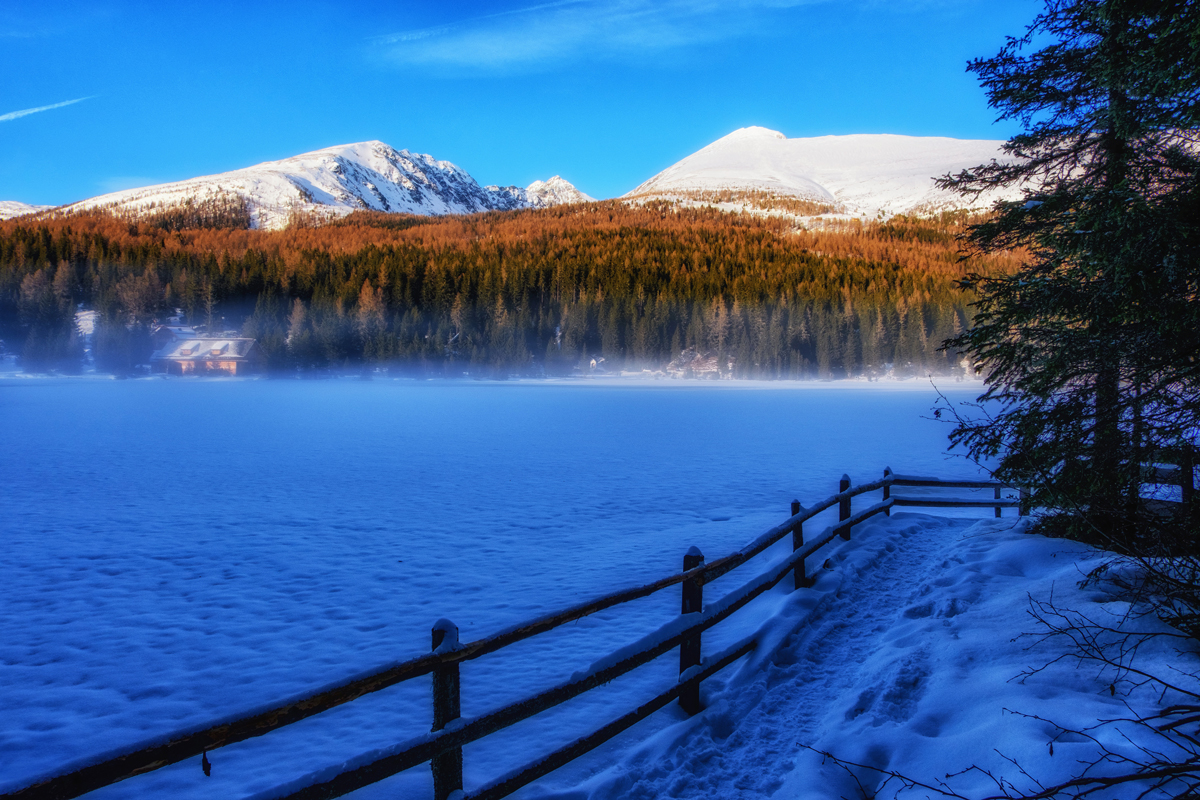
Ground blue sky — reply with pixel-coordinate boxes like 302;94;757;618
1;0;1040;205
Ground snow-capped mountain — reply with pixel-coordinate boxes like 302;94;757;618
525;176;594;207
59;141;590;230
0;200;50;221
626;127;1021;217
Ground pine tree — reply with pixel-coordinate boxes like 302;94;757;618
942;0;1200;549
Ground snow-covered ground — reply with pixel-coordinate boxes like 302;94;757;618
575;515;1193;800
2;379;1178;800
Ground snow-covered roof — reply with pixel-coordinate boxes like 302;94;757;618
151;338;258;361
152;324;198;337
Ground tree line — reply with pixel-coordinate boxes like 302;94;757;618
0;202;1021;377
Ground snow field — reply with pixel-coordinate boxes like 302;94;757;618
0;379;1004;798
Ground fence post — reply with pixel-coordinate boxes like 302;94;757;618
1019;487;1031;517
791;500;807;590
994;486;1002;518
679;546;704;715
1182;446;1195;513
431;619;463;800
839;474;851;540
883;467;892;517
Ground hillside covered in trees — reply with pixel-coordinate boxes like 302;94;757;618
0;202;1020;378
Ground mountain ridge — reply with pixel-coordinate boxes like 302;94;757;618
0;201;52;221
0;128;1023;227
11;141;593;230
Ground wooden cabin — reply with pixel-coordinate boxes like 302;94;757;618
150;338;263;376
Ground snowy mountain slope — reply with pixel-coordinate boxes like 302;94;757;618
58;141;590;230
0;200;50;220
627;127;1022;217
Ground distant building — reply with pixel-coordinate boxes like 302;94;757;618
665;348;733;379
150;323;199;351
150;338;263;376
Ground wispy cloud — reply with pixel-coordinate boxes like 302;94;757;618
374;0;823;71
0;96;94;123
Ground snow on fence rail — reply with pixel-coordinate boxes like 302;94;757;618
3;469;1026;800
1140;450;1197;508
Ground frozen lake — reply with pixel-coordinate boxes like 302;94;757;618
0;378;994;799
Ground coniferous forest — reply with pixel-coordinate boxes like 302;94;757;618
0;202;1021;378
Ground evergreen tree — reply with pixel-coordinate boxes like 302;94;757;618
942;0;1200;549
17;267;81;373
355;279;387;360
284;297;322;372
242;291;289;371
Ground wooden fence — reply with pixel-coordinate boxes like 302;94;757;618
2;469;1026;800
1142;455;1196;510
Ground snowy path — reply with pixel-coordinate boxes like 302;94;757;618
585;514;961;799
565;513;1195;800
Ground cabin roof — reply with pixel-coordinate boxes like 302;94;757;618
151;338;259;362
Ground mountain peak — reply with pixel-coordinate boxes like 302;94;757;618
628;128;1017;217
54;142;587;229
721;126;787;141
525;176;594;207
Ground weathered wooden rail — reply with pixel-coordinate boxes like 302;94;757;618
1141;455;1196;508
2;469;1025;800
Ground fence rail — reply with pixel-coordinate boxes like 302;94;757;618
889;471;1028;518
3;468;1023;800
1141;457;1196;509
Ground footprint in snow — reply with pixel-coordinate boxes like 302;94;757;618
904;602;935;619
903;595;973;620
876;657;930;724
844;654;930;726
845;688;878;721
